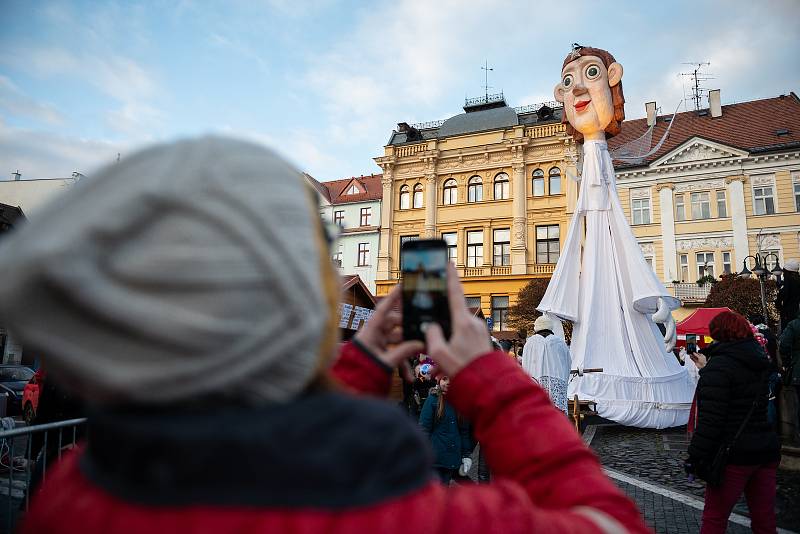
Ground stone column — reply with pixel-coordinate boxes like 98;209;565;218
377;166;394;280
511;162;527;274
727;175;749;267
424;173;437;238
565;143;580;216
456;227;466;268
657;183;677;282
483;225;492;267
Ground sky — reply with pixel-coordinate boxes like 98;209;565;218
1;0;798;182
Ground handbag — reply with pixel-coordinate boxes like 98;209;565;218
704;372;767;487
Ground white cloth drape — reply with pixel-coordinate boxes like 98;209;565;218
538;140;695;429
522;333;571;413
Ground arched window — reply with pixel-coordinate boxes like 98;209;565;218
549;167;562;195
399;185;410;209
494;173;509;200
413;183;423;208
443;179;457;205
468;176;483;203
532;169;545;197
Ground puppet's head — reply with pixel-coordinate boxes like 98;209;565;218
555;45;625;143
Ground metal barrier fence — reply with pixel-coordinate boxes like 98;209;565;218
0;417;87;533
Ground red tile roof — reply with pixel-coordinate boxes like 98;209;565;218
322;174;383;204
609;93;800;168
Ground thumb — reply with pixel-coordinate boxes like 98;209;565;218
384;340;424;367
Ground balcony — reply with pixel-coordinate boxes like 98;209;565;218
464;267;485;277
531;264;556;275
670;283;711;304
491;266;511;276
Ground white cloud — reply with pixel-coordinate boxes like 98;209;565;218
0;119;130;179
0;46;162;137
0;76;64;125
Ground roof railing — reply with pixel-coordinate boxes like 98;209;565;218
408;99;563;131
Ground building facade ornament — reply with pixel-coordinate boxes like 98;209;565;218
676;236;733;252
750;174;775;187
638;242;655;254
674;178;726;192
654;182;674;192
758;233;781;249
630;187;651;199
724;175;748;184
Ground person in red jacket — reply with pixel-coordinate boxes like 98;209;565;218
0;137;650;534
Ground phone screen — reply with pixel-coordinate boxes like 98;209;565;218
402;239;451;341
686;334;697;354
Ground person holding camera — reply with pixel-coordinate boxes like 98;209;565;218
4;138;649;534
686;311;779;534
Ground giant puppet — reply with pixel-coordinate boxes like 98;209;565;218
538;46;695;428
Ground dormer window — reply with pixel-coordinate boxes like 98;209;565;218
345;184;360;195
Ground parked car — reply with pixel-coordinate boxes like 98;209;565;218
0;365;34;418
22;370;46;424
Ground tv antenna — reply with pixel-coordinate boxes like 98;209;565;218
680;62;713;111
481;60;493;100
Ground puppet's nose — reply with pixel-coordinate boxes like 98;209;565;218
572;84;588;96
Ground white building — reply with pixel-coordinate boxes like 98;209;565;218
611;91;800;319
306;174;382;293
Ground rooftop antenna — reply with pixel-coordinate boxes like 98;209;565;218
481;60;493;101
116;152;121;162
680;62;713;111
11;170;21;181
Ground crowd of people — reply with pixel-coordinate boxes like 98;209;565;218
0;136;796;533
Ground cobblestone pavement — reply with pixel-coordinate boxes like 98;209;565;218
590;424;800;532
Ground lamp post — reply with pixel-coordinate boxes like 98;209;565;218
738;253;782;324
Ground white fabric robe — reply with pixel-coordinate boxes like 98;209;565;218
538;140;695;429
522;333;571;413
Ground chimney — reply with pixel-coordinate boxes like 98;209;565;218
709;89;721;118
645;102;657;126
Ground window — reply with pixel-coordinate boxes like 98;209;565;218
632;197;651;225
468;176;483;202
399;185;410;209
644;256;655;274
442;232;457;264
359;207;371;226
679;254;689;282
493;229;511;266
753;186;775;215
536;225;560;264
549;167;562;195
760;250;781;272
465;296;482;309
716;190;727;218
345;184;359;195
494;173;509;200
334;210;344;226
696;252;715;279
491;296;509;331
794;181;800;212
399;235;418;267
443;179;457;205
332;249;343;268
357;243;370;267
467;230;483;267
532;169;545;197
722;251;732;274
413;183;423;208
691;192;711;219
675;194;685;221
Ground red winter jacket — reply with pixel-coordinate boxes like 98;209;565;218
21;343;650;534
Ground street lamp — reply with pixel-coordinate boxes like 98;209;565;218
738;253;782;324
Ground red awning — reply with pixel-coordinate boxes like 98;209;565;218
676;307;732;337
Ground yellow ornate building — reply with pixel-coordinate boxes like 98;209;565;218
374;95;573;333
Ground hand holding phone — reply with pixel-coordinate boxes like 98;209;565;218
685;334;697;355
423;264;492;377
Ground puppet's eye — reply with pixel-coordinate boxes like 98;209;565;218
562;74;573;88
585;65;601;79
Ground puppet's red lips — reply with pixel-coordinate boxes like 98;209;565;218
574;100;591;112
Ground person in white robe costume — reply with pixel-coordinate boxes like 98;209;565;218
537;46;695;429
522;314;571;413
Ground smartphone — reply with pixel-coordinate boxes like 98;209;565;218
686;333;697;355
402;239;451;341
